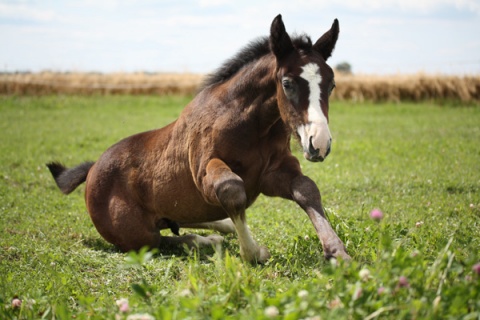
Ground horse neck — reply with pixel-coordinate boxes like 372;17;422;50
224;55;281;126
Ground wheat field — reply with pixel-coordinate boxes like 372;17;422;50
0;72;203;96
332;73;480;103
1;71;479;103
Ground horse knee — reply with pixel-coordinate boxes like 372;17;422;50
291;176;321;208
215;178;247;215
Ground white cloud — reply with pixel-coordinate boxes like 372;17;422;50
0;2;57;22
1;0;478;73
330;0;480;13
198;0;231;7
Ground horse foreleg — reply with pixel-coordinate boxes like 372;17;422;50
261;157;350;261
203;158;270;264
290;175;350;260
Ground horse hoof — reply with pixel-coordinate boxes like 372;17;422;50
206;234;224;245
240;245;271;264
336;251;352;261
183;234;224;248
325;250;351;261
256;246;271;264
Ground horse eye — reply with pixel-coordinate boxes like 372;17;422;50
329;81;336;95
282;79;293;90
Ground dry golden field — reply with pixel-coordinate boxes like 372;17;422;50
0;72;203;96
332;73;480;103
1;71;479;103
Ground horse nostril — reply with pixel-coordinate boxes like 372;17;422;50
308;136;320;157
326;138;332;157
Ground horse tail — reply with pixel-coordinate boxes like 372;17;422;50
46;161;95;195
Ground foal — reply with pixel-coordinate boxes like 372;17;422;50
48;15;350;263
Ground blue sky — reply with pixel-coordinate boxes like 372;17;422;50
1;0;479;74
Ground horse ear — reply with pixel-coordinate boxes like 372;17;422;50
313;19;339;61
269;14;294;61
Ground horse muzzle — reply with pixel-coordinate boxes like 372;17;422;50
298;122;332;162
304;136;331;162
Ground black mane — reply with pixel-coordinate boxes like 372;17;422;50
201;34;313;90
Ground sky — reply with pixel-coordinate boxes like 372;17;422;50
1;0;480;75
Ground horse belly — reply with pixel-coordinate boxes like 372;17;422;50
154;183;229;224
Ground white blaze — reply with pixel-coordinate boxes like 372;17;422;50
301;63;325;124
297;63;332;160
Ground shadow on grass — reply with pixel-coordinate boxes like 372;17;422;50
82;237;120;253
82;233;233;263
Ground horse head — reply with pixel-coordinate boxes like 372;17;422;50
270;14;339;162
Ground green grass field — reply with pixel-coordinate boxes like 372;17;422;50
1;95;479;319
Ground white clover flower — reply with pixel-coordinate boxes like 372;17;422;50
126;313;155;320
178;289;192;297
330;258;338;268
359;268;370;281
264;306;279;317
297;290;309;299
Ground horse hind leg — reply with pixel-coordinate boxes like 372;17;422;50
160;234;225;250
179;218;236;234
158;218;235;236
157;219;227;249
86;165;225;253
92;204;224;252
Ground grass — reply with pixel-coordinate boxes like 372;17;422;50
1;95;479;319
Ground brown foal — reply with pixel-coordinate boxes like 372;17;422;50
48;14;350;264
